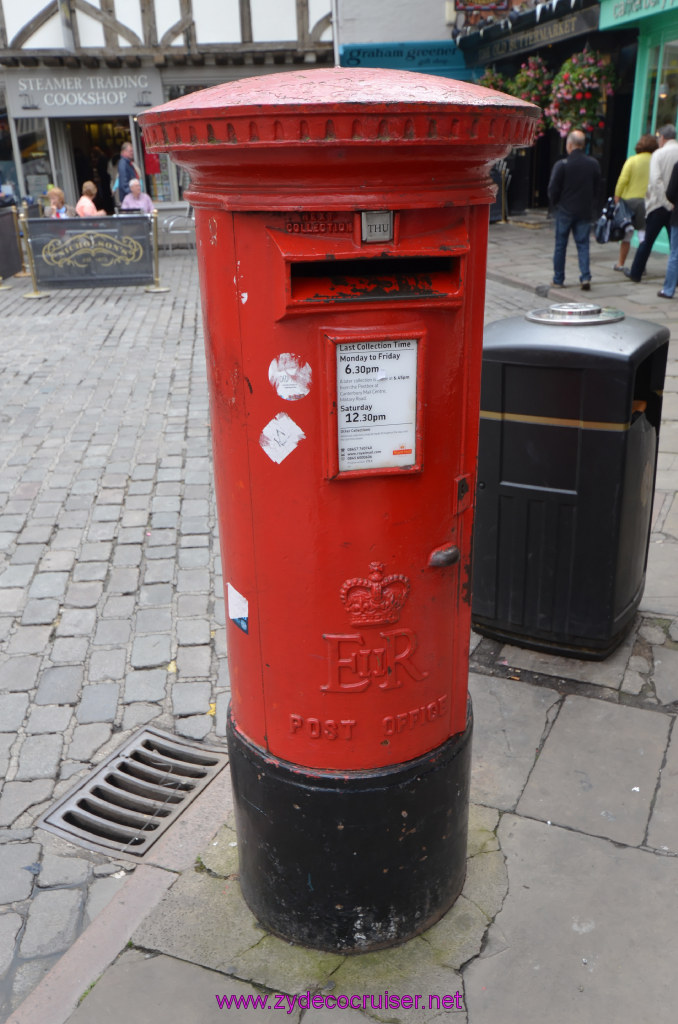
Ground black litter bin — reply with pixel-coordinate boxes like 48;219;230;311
472;302;668;659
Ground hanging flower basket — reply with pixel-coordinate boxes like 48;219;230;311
545;49;615;138
477;67;509;93
510;56;553;137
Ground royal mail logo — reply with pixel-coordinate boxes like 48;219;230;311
340;561;410;627
392;446;412;456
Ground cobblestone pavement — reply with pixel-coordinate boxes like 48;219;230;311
0;252;231;1017
1;220;678;1021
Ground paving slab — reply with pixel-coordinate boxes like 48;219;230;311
327;941;465;1024
16;734;64;781
0;843;42;902
464;815;678;1024
20;889;84;957
468;672;561;811
36;854;90;888
67;949;300;1024
647;723;678;852
0;693;29;731
0;913;23;977
0;781;54;827
497;629;636;689
517;695;669;845
650;644;678;705
641;542;678;615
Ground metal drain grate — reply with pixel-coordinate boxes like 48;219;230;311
38;726;229;859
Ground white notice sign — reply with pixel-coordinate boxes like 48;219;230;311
336;339;418;472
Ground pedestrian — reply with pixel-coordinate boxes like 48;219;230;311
117;141;140;204
548;129;601;291
612;133;658;271
120;178;154;214
624;124;678;282
657;160;678;298
75;180;105;217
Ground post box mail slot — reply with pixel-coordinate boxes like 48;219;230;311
289;255;461;304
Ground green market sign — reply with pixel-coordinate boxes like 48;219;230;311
600;0;678;30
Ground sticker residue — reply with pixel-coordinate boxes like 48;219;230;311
259;412;306;464
268;353;312;401
227;583;249;634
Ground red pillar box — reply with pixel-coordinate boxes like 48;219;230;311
140;69;537;952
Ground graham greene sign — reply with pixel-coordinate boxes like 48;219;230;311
4;69;163;117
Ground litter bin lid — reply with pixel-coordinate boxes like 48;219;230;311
525;302;625;326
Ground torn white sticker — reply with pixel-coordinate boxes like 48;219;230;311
259;412;306;464
227;583;249;634
268;353;312;401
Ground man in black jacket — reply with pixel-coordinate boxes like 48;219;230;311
548;130;601;290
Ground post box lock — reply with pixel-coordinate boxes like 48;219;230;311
428;544;461;567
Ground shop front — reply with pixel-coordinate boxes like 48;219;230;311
458;0;638;209
1;68;166;210
598;1;678;253
600;0;678;142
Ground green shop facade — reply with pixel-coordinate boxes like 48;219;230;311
600;0;678;252
601;1;678;145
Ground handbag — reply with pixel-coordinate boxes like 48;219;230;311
595;197;615;244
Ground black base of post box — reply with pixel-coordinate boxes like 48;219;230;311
226;705;472;953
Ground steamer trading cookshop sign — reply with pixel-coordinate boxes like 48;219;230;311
4;68;163;118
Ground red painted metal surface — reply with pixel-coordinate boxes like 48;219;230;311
140;68;538;771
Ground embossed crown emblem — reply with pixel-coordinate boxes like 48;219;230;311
340;562;410;627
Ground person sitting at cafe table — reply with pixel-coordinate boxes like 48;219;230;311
75;181;106;218
47;187;71;219
120;179;154;214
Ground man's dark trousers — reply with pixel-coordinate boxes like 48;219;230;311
628;206;671;281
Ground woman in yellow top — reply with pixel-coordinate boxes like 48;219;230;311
613;133;658;271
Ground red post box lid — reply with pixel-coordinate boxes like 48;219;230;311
139;67;539;209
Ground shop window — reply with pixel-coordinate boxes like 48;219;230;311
643;46;660;134
0;89;20;202
656;41;678;129
16;117;53;201
142;149;174;203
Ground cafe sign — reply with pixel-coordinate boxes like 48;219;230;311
4;68;163;117
27;215;154;288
